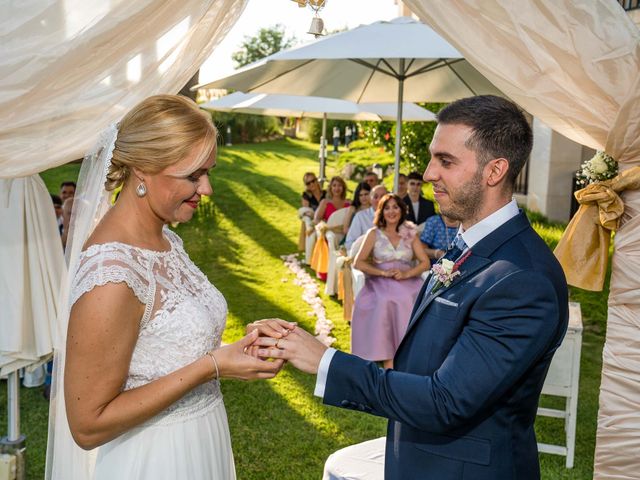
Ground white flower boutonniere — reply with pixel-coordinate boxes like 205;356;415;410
429;251;472;294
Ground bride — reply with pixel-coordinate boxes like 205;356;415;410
48;95;293;479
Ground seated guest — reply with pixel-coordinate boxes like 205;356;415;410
343;182;372;235
314;176;349;224
312;176;350;281
363;171;379;188
420;213;461;261
396;172;408;199
344;185;387;251
402;171;435;225
301;172;326;215
59;181;76;202
352;193;429;369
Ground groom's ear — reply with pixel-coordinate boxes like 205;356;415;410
485;158;509;187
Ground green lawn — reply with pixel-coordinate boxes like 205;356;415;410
1;138;607;479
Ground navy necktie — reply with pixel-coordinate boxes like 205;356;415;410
442;234;467;262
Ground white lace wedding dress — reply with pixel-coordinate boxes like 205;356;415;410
70;227;236;479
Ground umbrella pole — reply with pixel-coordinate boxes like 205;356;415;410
319;112;327;185
1;371;27;480
393;59;405;193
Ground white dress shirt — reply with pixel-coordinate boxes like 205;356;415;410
345;207;374;250
314;198;520;398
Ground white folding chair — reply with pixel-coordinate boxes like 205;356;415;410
325;207;349;295
347;235;367;299
537;301;583;468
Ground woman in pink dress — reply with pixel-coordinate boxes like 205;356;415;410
314;176;349;222
311;176;350;280
351;193;430;368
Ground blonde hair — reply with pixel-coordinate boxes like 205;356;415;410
105;95;217;191
326;176;347;200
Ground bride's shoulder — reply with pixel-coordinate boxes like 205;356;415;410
163;226;184;247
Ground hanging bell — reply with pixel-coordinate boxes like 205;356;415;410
308;16;325;37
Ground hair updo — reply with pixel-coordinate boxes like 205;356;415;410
105;95;217;192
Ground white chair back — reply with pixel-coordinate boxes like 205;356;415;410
324;207;350;295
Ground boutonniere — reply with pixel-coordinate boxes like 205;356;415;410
429;250;472;294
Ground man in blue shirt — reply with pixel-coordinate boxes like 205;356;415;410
420;213;460;261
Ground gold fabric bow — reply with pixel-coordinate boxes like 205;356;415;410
337;255;354;322
554;166;640;291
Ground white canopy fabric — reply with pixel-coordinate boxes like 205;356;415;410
202;91;435;182
0;175;64;376
195;17;500;103
404;0;640;477
194;16;502;190
201;92;437;121
0;0;248;178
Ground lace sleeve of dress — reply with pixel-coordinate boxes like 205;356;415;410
164;226;184;248
70;244;150;308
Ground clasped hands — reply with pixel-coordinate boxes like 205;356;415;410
245;318;328;374
380;268;410;280
215;319;326;381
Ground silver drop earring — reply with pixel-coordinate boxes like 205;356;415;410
136;182;147;197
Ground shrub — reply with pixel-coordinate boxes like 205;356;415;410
209;111;282;144
360;102;447;172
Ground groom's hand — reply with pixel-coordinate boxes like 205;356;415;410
245;318;296;358
253;326;327;374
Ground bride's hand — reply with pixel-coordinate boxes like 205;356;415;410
211;330;285;380
246;318;296;338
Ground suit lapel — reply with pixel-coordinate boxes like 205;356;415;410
402;211;532;338
405;254;491;334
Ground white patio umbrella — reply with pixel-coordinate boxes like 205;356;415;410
201;91;436;181
0;175;65;450
195;17;502;190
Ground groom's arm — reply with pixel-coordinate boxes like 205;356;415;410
320;270;563;434
260;270;564;434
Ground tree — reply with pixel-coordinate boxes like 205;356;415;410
231;24;296;68
360;103;448;173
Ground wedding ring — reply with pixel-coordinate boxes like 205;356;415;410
275;339;281;349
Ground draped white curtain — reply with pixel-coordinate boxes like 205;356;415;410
404;1;640;477
0;0;249;178
0;176;65;376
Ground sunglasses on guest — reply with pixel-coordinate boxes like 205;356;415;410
305;178;317;186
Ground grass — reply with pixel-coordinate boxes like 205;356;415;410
1;138;608;479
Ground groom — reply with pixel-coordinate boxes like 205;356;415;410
256;95;568;480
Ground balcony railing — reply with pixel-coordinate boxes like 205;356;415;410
618;0;640;10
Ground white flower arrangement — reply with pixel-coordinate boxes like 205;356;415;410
576;151;618;187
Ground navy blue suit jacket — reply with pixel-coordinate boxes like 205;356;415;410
323;212;568;479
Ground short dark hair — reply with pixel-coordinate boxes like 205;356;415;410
50;194;62;207
60;181;76;189
364;171;378;178
374;193;407;231
398;173;407;179
407;171;422;182
436;95;532;189
352;181;372;209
